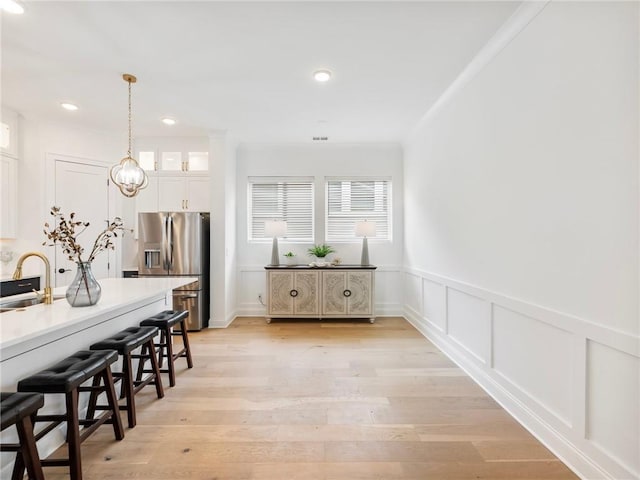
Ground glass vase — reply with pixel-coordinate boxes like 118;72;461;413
66;261;102;307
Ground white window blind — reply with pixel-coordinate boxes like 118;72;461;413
326;179;391;241
248;178;314;241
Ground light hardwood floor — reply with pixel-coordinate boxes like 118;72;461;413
45;317;579;480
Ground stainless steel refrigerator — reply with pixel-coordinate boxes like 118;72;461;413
138;212;210;330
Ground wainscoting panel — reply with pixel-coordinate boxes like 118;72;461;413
447;288;491;364
403;271;422;318
422;278;446;332
586;340;640;478
493;305;573;427
402;267;639;480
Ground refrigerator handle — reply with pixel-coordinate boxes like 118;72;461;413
162;215;169;270
167;215;174;270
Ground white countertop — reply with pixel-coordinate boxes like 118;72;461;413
0;277;195;360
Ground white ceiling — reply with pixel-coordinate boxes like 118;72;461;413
1;1;520;144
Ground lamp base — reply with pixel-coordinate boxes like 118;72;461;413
270;237;280;266
360;236;370;266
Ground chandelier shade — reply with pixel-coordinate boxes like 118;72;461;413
110;73;148;198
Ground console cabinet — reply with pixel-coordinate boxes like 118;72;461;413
265;266;375;323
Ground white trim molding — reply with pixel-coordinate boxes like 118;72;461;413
403;266;639;480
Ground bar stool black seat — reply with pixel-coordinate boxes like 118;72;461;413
140;310;193;387
90;326;164;429
1;392;45;480
17;350;124;480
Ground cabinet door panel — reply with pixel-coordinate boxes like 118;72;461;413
158;177;185;211
0;155;17;238
294;271;319;315
322;271;347;315
269;271;294;316
186;177;210;212
347;271;373;315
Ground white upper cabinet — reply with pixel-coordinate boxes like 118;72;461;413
158;176;210;212
136;148;209;173
0;154;18;238
1;107;19;159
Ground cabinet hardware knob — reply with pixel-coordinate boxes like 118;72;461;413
289;289;298;297
343;289;352;297
58;268;71;274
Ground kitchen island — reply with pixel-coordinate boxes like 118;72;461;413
0;276;197;478
0;276;196;387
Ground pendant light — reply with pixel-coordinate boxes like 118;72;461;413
110;73;148;198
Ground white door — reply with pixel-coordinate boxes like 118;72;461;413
54;160;110;286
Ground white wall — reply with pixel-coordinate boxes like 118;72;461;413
236;143;404;317
0;112;124;280
403;2;639;479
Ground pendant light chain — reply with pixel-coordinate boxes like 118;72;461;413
127;77;132;158
110;73;147;198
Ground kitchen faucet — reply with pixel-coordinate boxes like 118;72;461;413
12;252;53;304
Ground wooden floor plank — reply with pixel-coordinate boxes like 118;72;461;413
41;316;579;479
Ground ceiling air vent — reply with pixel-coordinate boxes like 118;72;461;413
312;136;328;141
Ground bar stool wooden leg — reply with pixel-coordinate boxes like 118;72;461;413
165;328;176;387
102;367;125;440
145;338;165;398
122;354;136;429
179;319;194;369
65;389;82;480
10;411;44;480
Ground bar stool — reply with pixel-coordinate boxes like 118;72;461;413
1;392;45;480
17;350;124;480
90;326;164;428
139;310;193;387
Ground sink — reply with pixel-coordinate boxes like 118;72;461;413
0;295;65;312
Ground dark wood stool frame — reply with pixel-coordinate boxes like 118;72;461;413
1;392;45;480
90;327;164;429
139;310;194;387
16;351;124;480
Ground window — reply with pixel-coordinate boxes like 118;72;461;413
248;177;314;242
326;178;391;241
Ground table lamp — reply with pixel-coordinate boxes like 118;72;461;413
355;220;376;266
264;220;287;266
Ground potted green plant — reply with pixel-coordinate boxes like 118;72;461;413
283;251;296;266
307;244;335;265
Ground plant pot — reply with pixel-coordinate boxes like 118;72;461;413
66;261;102;307
284;257;296;266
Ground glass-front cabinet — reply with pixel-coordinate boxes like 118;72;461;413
136;149;209;173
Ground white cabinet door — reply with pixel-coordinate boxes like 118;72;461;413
186;177;210;212
158;176;185;211
158;176;210;212
0;154;17;238
1;108;19;159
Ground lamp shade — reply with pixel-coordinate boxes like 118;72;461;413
355;220;376;238
264;220;287;238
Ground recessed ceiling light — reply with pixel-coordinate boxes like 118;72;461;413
313;70;332;82
0;0;25;14
60;103;78;111
161;117;176;125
